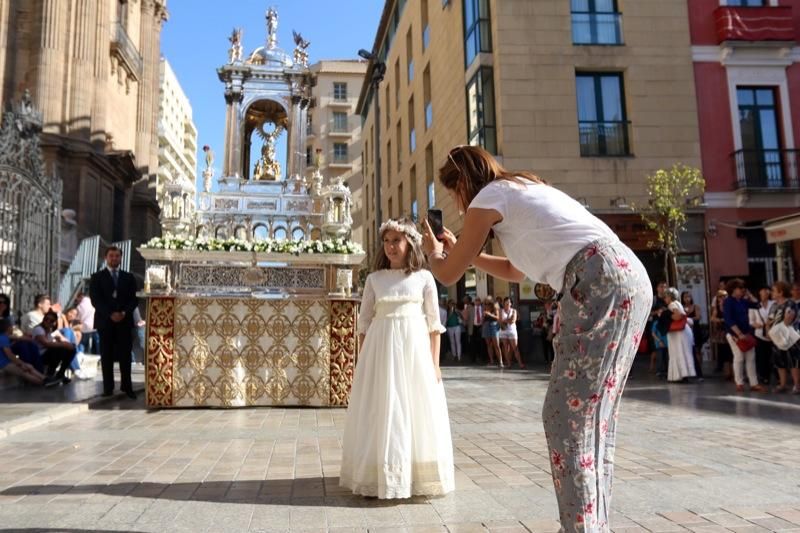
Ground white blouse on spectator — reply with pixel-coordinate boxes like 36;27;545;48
468;179;617;291
77;296;96;332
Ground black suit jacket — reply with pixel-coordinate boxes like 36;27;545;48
89;268;139;331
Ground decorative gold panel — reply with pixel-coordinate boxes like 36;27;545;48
329;300;358;406
172;298;332;407
145;297;176;407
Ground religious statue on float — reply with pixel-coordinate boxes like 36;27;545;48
266;7;278;50
292;30;310;67
228;28;243;64
253;124;284;181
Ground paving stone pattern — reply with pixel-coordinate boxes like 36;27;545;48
0;366;798;532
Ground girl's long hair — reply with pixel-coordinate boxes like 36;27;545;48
372;217;427;274
439;145;544;210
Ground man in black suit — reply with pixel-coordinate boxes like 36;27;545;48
89;246;139;399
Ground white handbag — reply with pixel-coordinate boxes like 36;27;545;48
768;321;800;351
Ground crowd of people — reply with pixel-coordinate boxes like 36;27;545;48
437;295;529;368
0;264;146;394
649;278;800;394
0;291;94;387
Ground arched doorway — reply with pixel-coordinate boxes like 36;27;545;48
243;99;289;181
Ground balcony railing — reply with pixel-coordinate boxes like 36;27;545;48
734;149;800;189
331;152;350;165
110;22;143;80
714;6;795;44
329;116;355;134
329;92;354;104
578;121;631;157
571;13;624;45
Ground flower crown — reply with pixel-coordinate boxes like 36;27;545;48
379;219;423;245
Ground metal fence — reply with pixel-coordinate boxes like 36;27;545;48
0;93;62;313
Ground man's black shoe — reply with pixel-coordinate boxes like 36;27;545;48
101;391;114;397
125;391;137;400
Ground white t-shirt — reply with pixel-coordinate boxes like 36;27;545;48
469;179;617;290
77;296;96;332
20;310;44;335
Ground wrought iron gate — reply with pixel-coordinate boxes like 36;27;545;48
0;92;62;313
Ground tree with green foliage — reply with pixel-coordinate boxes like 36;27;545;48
633;164;705;285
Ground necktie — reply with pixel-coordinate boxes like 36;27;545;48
112;270;119;287
476;305;482;324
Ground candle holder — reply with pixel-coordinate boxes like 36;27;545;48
336;268;352;297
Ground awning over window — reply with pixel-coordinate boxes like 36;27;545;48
764;213;800;243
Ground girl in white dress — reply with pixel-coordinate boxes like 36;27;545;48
664;288;696;382
339;217;455;499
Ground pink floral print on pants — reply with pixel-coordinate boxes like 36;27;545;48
543;239;652;533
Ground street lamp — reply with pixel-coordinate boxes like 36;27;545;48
358;48;386;253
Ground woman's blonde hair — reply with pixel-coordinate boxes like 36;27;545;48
665;287;680;302
372;217;427;274
439;145;544;210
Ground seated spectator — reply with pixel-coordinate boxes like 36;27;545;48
0;319;49;386
20;294;51;335
59;318;90;380
32;311;75;386
0;293;10;322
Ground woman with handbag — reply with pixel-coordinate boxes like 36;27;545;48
766;281;800;394
748;286;774;386
723;278;766;393
682;291;704;380
664;288;695;382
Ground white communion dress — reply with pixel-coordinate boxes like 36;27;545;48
339;268;455;499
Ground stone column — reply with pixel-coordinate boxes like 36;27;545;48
90;0;110;147
286;95;301;179
67;0;96;138
222;92;237;177
149;3;168;174
222;73;244;178
299;98;310;177
33;0;69;132
0;0;11;107
135;0;163;174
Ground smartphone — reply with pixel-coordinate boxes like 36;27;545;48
427;209;444;240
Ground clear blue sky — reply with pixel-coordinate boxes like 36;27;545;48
160;1;383;187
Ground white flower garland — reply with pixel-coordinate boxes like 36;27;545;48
142;236;364;255
379;220;422;245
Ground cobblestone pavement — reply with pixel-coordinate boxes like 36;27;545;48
0;364;798;532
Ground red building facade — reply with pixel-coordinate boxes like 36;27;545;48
689;0;800;287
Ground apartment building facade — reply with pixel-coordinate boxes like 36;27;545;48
307;60;368;246
358;0;703;299
690;0;800;287
157;58;197;235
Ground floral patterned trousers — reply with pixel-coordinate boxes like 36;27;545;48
544;239;652;532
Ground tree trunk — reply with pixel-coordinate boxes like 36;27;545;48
667;251;678;287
